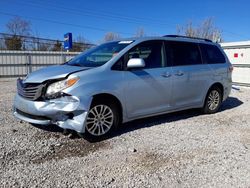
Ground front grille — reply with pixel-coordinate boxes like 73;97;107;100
17;79;45;101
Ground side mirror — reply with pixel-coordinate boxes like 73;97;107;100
127;58;145;69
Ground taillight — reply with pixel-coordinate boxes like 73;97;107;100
229;65;234;72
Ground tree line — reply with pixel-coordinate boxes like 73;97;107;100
0;16;222;51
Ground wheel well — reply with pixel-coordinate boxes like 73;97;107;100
203;82;224;108
92;93;123;123
209;82;224;99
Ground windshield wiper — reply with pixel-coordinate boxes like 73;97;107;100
68;63;83;67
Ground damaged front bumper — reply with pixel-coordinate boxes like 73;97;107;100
13;94;89;133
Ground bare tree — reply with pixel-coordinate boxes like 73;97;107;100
135;27;146;37
52;40;62;51
71;35;91;52
29;32;52;51
6;17;31;36
38;43;51;51
177;18;223;42
5;36;22;50
177;21;197;37
103;32;120;42
4;17;32;50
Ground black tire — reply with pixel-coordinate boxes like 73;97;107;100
202;86;222;114
84;99;120;141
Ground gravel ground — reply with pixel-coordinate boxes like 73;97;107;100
0;80;249;188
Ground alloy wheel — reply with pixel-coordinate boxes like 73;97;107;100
207;90;220;111
86;105;114;136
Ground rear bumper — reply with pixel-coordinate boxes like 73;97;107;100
223;82;232;101
13;94;90;133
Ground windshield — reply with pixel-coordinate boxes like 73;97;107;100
67;41;133;67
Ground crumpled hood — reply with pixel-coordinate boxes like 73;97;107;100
23;65;90;83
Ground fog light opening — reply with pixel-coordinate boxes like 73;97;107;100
67;113;74;119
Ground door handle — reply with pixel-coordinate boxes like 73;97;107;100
175;71;184;76
161;72;171;78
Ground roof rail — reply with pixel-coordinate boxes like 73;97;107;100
163;35;213;42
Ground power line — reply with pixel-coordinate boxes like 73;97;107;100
0;11;134;36
222;30;250;40
1;0;249;41
15;0;250;40
5;0;177;28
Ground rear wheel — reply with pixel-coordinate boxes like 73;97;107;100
203;87;222;114
85;100;119;140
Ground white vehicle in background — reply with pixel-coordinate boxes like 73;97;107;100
221;41;250;87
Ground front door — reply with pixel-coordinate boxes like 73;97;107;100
124;40;173;118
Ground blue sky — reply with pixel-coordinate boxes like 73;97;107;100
0;0;249;43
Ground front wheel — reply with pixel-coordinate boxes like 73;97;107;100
85;100;119;140
202;87;222;114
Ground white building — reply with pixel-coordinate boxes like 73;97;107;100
220;41;250;87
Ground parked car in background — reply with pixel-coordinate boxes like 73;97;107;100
13;35;233;139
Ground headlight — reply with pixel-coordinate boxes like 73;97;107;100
46;77;79;96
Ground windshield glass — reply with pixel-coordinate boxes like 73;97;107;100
67;41;133;67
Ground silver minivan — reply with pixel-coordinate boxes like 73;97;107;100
13;35;233;139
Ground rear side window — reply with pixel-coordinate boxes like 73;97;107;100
166;41;202;66
200;44;226;64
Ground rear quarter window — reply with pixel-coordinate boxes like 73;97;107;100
200;44;226;64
